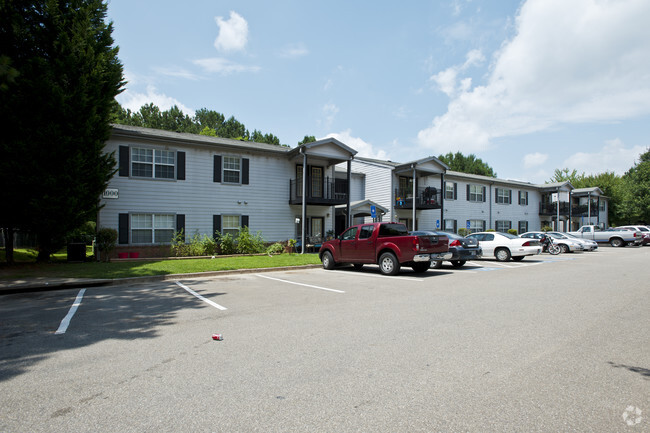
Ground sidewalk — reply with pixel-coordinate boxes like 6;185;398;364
0;264;321;295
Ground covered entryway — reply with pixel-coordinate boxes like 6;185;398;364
334;200;389;235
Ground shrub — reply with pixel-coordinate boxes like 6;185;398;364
508;229;518;236
541;225;553;232
457;228;468;236
96;227;117;262
171;229;190;257
486;229;496;232
265;242;285;255
218;232;236;255
236;226;266;254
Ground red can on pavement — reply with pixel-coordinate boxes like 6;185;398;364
212;334;223;341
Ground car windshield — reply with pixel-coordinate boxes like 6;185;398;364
498;232;519;239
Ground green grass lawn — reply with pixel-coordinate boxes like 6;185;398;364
0;248;322;280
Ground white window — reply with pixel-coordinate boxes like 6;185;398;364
469;185;484;202
131;148;175;179
495;220;511;233
445;182;456;200
468;219;485;233
131;214;175;244
444;219;457;233
223;156;241;183
496;188;511;204
519;191;529;205
599;201;606;211
518;220;528;234
222;215;241;238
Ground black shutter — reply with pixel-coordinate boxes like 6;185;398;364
242;158;249;185
482;186;486;202
213;155;222;183
466;184;470;201
118;213;129;244
508;189;512;204
241;215;249;228
453;183;457;200
453;220;457;233
495;188;499;203
176;152;185;180
482;220;487;231
176;214;185;241
525;191;529;205
213;215;221;240
119;146;129;177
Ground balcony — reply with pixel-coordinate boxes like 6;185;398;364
571;203;599;217
394;187;442;210
539;201;570;216
289;177;348;206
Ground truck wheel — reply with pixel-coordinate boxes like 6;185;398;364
411;262;430;273
379;252;400;276
495;248;511;262
610;237;624;247
321;251;336;270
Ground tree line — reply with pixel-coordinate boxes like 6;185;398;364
114;103;285;146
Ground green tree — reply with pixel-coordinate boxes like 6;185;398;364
549;168;585;185
0;0;124;262
438;152;497;177
622;148;650;223
193;108;225;132
298;135;317;146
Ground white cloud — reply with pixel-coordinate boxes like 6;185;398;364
430;49;484;97
419;0;650;152
321;103;339;129
193;58;260;75
152;66;200;81
214;11;248;52
323;130;388;160
117;85;193;115
279;43;309;58
523;152;548;168
562;139;646;176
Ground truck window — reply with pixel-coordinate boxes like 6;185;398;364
583;227;592;232
378;224;408;237
341;227;358;241
359;225;375;239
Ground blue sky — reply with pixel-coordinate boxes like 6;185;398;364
107;0;650;184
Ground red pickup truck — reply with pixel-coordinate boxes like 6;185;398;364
318;222;451;275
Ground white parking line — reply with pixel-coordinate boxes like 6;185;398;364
55;289;86;335
341;271;425;281
255;274;345;293
175;282;227;310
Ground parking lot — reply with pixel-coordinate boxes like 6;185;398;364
1;247;649;432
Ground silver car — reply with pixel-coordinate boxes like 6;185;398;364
551;232;598;251
521;231;585;253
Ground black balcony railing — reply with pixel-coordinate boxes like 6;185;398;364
289;177;348;205
539;201;570;216
571;203;599;217
394;187;442;210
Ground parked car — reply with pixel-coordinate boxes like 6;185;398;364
521;231;584;253
616;225;650;246
410;230;482;268
568;225;636;247
319;222;451;275
465;232;542;262
551;232;598;251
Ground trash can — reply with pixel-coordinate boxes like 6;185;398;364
67;243;86;262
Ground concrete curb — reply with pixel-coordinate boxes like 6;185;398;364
0;264;322;295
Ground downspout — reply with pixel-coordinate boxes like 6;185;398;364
346;159;352;227
568;191;572;232
300;147;307;254
489;182;494;230
587;192;591;226
597;196;600;226
440;173;445;230
412;164;416;230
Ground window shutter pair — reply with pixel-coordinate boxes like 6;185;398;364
213;155;250;184
118;146;185;180
119;213;185;244
213;215;249;240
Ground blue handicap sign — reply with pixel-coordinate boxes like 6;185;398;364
466;220;471;229
370;205;376;218
436;219;440;228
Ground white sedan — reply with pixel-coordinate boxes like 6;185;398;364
549;231;598;251
466;232;542;262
